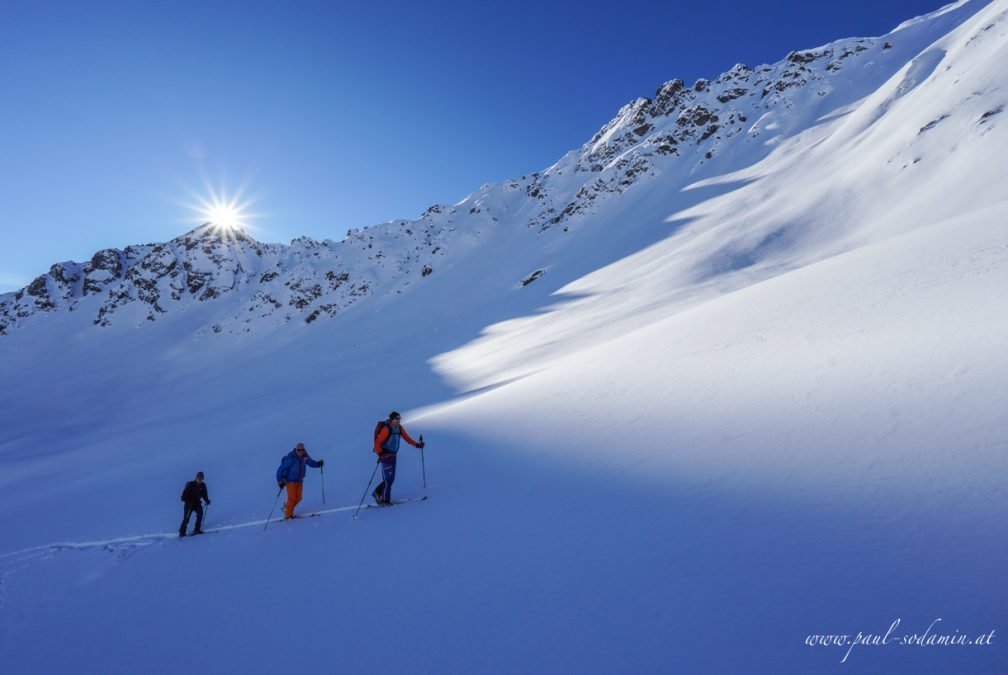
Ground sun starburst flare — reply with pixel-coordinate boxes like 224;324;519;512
181;184;262;240
206;200;245;230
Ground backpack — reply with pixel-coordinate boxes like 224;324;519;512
374;420;389;444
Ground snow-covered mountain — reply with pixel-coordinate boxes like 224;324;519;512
0;218;452;335
5;0;1003;341
0;2;1005;674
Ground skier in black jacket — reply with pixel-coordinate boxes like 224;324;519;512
179;471;211;536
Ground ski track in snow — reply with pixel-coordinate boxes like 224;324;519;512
0;498;428;614
0;495;431;619
0;499;408;586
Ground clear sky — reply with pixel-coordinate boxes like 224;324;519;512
0;0;949;291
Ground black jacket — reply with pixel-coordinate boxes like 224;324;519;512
181;480;209;506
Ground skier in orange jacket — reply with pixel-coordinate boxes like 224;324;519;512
372;411;424;505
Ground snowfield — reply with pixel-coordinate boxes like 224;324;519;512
0;1;1005;673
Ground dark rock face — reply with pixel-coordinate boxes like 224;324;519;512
521;269;545;286
717;87;749;103
787;50;818;63
699;124;720;142
919;114;950;133
653;79;689;116
26;275;48;298
421;204;445;218
526;173;547;199
979;106;1003;123
48;263;79;288
655;135;680;155
21;275;56;311
289;280;322;309
83;249;123;295
678;106;718;127
325;270;349;289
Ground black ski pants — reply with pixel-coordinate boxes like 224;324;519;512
180;502;204;534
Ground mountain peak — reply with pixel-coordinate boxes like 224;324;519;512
173;222;257;247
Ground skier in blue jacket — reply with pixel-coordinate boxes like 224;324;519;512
276;443;323;519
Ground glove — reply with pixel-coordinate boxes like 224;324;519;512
205;500;211;505
318;459;325;467
278;481;285;489
417;442;425;449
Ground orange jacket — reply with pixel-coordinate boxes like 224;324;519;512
375;423;419;454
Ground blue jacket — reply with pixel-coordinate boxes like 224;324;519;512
276;450;321;484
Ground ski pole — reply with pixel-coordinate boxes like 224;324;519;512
262;485;284;533
353;458;381;520
203;503;210;529
321;465;327;505
420;434;426;489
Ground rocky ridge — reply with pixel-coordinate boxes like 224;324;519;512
0;32;894;337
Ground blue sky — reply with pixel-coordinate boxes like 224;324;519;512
0;0;948;292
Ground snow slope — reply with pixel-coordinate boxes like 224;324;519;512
0;1;1006;673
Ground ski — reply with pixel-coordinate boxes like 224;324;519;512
212;495;431;531
365;495;428;509
283;497;427;521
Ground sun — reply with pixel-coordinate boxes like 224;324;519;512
181;183;259;237
204;199;245;230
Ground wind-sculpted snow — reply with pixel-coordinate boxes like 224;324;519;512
430;0;1008;392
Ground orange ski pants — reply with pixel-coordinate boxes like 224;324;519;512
284;482;304;518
